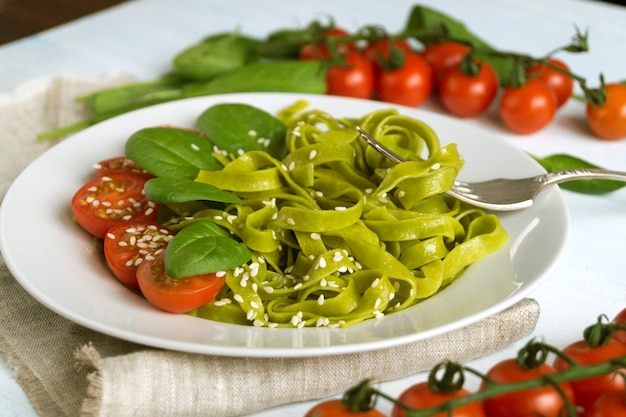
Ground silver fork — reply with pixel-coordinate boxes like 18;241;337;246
356;126;626;211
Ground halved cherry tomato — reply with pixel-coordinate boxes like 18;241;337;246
136;253;226;313
499;78;557;134
481;358;575;417
553;338;626;416
586;82;626;140
304;399;386;417
326;52;374;99
391;381;485;417
614;308;626;345
587;389;626;417
362;38;413;65
94;156;153;179
103;220;174;290
438;60;499;117
375;52;433;107
299;28;354;60
71;172;157;239
526;57;574;109
422;41;471;91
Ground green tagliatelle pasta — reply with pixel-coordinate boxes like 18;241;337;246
176;106;508;328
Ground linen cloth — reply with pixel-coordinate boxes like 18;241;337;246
0;74;540;417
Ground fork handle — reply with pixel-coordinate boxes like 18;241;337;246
543;168;626;185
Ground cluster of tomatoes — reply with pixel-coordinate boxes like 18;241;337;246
305;308;626;417
300;28;626;140
70;156;226;314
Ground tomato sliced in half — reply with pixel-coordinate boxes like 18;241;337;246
104;220;174;290
94;156;153;179
136;254;226;313
71;172;157;239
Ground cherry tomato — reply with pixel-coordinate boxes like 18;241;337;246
94;156;153;179
136;253;226;313
614;308;626;345
438;60;499;117
375;52;433;107
71;172;157;239
103;220;174;290
526;58;574;109
299;28;354;60
553;338;626;416
362;38;413;64
586;83;626;140
422;41;471;91
326;52;374;99
499;78;557;134
587;390;626;417
481;358;575;417
391;382;485;417
304;399;386;417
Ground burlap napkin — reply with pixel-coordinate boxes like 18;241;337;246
0;74;540;417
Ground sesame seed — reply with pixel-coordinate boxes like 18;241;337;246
293;283;303;290
248;129;257;137
371;278;380;288
310;232;321;240
309;150;317;159
253;320;265;327
190;143;200;151
264;286;274;293
335;206;347;211
398;190;406;198
317;294;325;305
431;163;441;170
286;217;296;225
234;294;244;303
318;257;327;268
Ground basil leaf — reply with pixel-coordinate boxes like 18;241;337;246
164;220;252;278
404;5;513;86
173;32;261;81
182;60;327;97
533;153;625;194
197;103;288;159
125;127;221;179
144;177;242;204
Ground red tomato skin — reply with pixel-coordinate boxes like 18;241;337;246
586;83;626;140
614;308;626;345
362;39;413;64
304;399;386;417
587;390;626;417
376;52;433;107
481;359;575;417
103;220;174;290
499;79;557;134
423;41;471;91
391;382;485;417
526;58;574;109
94;156;153;179
326;52;374;99
299;28;354;60
553;339;626;416
71;173;157;239
438;61;499;117
136;254;226;313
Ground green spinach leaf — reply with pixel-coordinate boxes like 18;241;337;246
197;103;288;159
164;220;251;278
125;127;221;179
144;177;242;204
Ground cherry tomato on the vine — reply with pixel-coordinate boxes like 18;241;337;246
586;82;626;140
587;389;626;417
553;338;626;417
71;172;157;239
362;38;413;65
438;60;499;118
526;57;574;109
299;28;354;60
136;253;226;313
375;52;433;107
499;78;557;134
325;52;374;99
304;399;386;417
422;41;471;91
614;308;626;345
480;358;575;417
391;381;486;417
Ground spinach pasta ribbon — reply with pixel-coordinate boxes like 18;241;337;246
190;107;508;328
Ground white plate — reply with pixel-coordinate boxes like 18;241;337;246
0;93;569;357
